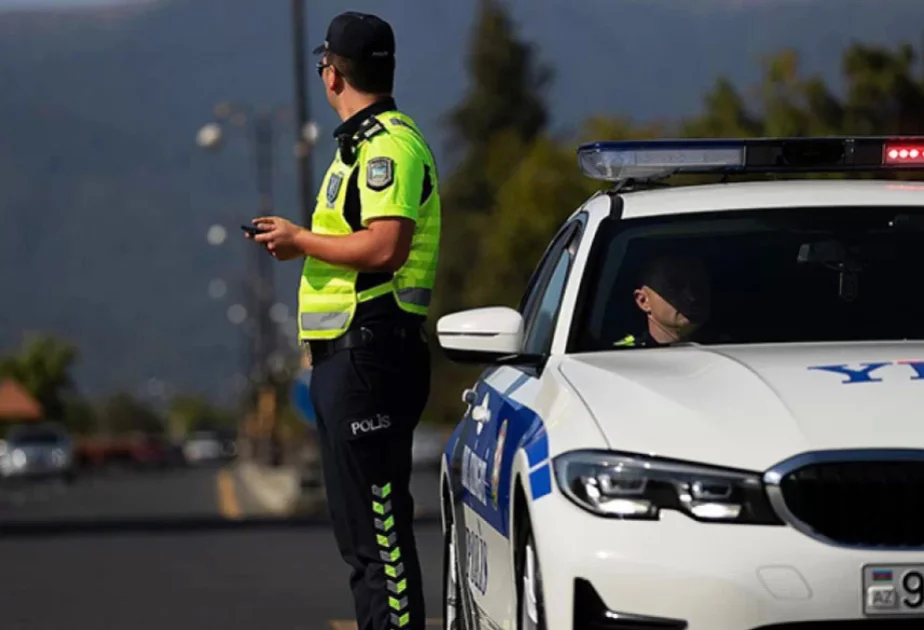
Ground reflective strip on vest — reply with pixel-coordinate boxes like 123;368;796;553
396;287;431;307
299;286;431;334
301;312;350;331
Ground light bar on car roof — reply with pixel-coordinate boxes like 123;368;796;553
577;136;924;182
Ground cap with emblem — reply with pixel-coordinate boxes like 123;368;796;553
313;12;396;61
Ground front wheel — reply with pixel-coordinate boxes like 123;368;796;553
516;518;547;630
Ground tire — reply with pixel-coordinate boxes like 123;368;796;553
516;516;547;630
443;505;464;630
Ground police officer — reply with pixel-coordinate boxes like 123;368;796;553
247;12;439;630
616;254;711;347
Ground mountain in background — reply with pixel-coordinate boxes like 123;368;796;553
1;0;922;405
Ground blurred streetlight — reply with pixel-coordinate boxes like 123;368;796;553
206;224;227;246
302;121;320;146
196;122;223;151
227;304;248;326
208;278;228;300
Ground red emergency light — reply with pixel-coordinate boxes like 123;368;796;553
884;143;924;164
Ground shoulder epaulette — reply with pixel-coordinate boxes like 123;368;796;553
357;115;387;142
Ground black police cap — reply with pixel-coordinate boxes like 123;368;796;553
312;12;395;61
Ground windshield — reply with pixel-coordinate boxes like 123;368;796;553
8;426;66;445
573;205;924;351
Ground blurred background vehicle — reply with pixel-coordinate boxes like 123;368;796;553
0;422;76;484
182;429;237;466
75;432;185;472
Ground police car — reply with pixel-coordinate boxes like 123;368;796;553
436;136;924;630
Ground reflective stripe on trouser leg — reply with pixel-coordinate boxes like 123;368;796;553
373;482;410;629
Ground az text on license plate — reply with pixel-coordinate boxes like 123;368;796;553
864;565;924;616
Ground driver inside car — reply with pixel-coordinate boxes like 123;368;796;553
615;254;712;347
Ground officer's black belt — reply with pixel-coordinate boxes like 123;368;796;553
308;325;424;362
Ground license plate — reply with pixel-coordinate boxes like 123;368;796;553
864;565;924;616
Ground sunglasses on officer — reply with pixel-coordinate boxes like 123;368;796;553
316;61;343;78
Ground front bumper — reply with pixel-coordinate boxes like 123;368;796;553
534;494;924;630
0;458;72;480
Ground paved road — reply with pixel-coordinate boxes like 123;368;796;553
0;464;442;525
0;465;446;630
0;465;261;524
0;523;445;630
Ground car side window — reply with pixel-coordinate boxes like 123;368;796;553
522;224;581;355
519;227;572;325
518;215;586;318
523;251;572;355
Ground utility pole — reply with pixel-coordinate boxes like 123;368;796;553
291;0;315;227
197;104;291;467
251;112;277;390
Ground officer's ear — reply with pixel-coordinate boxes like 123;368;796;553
325;55;349;95
324;65;342;94
634;287;651;315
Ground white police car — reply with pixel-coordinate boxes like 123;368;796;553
436;137;924;630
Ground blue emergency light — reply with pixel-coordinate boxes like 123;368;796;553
577;136;924;182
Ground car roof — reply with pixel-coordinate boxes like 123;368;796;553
588;179;924;221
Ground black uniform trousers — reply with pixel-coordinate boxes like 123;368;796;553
310;328;430;630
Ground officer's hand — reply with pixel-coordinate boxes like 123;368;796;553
252;217;304;259
269;243;303;261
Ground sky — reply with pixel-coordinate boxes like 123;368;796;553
0;0;137;6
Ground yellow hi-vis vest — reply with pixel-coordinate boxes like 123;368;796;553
298;111;441;341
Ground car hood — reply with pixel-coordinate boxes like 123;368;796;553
559;342;924;471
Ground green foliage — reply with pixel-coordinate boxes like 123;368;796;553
61;397;97;436
444;0;551;162
427;0;555;424
0;333;77;421
434;0;554;320
426;19;924;425
465;135;598;308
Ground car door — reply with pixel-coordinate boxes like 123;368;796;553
451;215;586;630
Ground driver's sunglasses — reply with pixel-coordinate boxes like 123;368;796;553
316;61;332;77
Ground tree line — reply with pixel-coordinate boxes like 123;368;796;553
0;333;236;438
425;0;924;425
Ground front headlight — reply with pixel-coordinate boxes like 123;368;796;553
553;450;782;524
10;448;27;469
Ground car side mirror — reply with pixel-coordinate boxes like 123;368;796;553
437;307;540;366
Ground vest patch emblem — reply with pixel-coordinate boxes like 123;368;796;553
326;172;344;207
366;157;394;191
